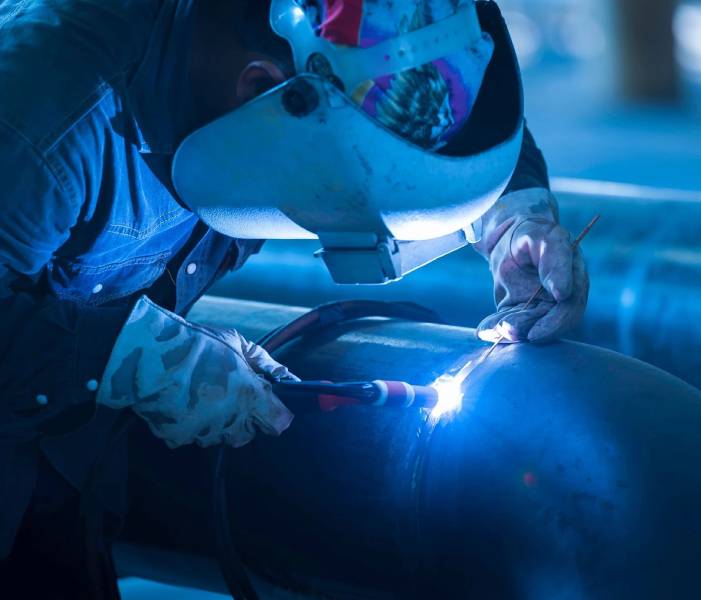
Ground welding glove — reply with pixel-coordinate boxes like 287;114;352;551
96;295;295;448
472;188;589;343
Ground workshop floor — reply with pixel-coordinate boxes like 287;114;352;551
120;578;230;600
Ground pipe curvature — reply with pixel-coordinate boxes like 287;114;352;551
119;296;701;599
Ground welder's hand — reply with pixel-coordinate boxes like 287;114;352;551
472;188;589;343
214;328;299;384
97;296;294;448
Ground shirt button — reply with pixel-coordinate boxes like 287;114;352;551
92;283;103;294
186;262;197;275
36;394;49;406
86;379;99;392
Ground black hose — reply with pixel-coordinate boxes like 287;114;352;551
213;300;442;599
213;447;261;600
81;410;138;599
257;299;444;352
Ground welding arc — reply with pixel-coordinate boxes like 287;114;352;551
213;300;441;600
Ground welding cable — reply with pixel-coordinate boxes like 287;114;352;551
256;299;443;352
213;299;443;600
213;447;261;600
80;409;138;598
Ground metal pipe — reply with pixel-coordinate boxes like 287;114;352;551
210;180;701;390
117;296;701;599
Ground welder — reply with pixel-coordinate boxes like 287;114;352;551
0;1;588;597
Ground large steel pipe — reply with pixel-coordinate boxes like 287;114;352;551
211;180;701;390
119;296;701;599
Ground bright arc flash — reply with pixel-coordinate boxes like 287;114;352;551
429;361;473;418
291;5;305;23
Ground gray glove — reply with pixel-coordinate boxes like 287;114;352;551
472;188;589;343
97;296;295;448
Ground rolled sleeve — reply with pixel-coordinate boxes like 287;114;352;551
503;123;550;195
0;121;79;274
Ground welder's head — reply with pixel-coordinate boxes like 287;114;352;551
173;0;524;284
271;0;494;150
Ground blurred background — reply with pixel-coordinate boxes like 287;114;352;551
498;0;701;189
209;0;701;390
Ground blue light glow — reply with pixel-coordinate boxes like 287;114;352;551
429;360;473;418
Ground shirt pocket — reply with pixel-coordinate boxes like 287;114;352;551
47;251;170;306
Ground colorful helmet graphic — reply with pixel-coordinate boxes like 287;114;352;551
271;0;495;150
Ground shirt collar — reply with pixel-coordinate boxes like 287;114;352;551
126;0;209;154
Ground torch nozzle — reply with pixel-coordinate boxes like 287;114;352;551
272;379;439;413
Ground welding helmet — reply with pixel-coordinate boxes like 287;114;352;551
172;0;524;284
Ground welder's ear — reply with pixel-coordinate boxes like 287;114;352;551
236;60;287;102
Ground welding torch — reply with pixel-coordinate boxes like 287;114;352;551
271;216;601;416
272;379;440;414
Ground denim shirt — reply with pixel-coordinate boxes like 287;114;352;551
0;0;548;557
0;0;266;556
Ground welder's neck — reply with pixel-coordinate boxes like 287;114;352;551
188;5;248;119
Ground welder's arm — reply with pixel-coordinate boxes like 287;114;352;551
96;296;294;448
470;125;589;343
503;125;550;194
0;124;134;443
0;123;292;449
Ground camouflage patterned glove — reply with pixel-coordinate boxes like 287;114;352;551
472;188;589;343
97;296;294;448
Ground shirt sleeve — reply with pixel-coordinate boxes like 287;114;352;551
0;121;130;440
502;123;550;195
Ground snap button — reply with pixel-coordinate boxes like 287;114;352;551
92;283;103;294
36;394;49;406
86;379;99;392
186;262;197;275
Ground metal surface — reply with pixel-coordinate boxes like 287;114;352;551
211;179;701;389
118;296;701;599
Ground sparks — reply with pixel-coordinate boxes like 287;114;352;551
429;360;473;418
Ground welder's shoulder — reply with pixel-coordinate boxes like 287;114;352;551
0;0;160;151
